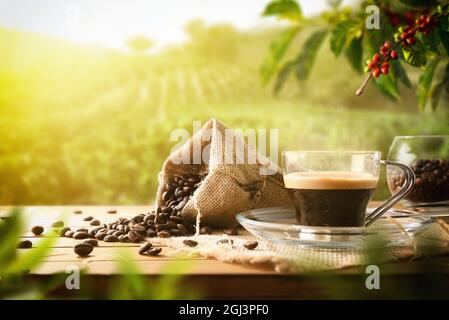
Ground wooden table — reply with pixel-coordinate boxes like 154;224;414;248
3;205;449;299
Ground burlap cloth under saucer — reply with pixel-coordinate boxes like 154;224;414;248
151;219;449;273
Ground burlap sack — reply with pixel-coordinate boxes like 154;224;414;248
156;119;292;228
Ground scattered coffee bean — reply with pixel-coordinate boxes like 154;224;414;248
107;209;117;214
157;230;171;238
224;228;239;236
103;235;119;242
51;220;64;228
146;230;157;238
65;231;75;238
139;242;153;255
177;224;188;235
147;248;162;256
73;231;89;240
200;226;212;235
31;226;44;236
59;227;71;237
76;228;88;233
243;241;258;250
83;216;94;222
83;239;98;247
95;232;107;240
183;239;198;247
118;235;129;242
73;210;82;214
74;243;93;257
217;239;233;245
17;240;32;249
90;219;101;226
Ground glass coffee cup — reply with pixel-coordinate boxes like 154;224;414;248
282;151;415;227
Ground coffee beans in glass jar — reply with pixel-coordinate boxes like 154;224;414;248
389;159;449;203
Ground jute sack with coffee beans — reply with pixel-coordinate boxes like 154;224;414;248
156;119;292;228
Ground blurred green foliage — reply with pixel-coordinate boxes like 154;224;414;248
0;19;448;205
262;0;449;109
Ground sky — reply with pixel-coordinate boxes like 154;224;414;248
0;0;353;50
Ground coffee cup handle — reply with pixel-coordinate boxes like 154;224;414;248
364;160;415;227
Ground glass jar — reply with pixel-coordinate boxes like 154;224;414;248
387;135;449;205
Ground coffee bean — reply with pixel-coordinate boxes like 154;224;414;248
200;226;212;235
83;216;94;222
90;219;101;226
139;242;153;255
146;230;157;237
183;239;198;247
390;159;449;203
217;239;233;245
73;231;89;240
31;226;44;236
76;228;88;233
224;228;239;236
103;235;119;242
170;229;182;236
113;231;124;237
17;240;32;249
243;241;258;250
169;215;183;223
127;230;142;243
177;224;188;235
107;229;116;235
95;232;107;240
107;209;117;214
83;239;98;247
73;210;82;214
157;231;171;238
74;243;93;257
51;220;64;228
147;248;162;256
155;223;170;231
65;230;75;238
118;235;129;242
88;229;97;238
59;227;71;237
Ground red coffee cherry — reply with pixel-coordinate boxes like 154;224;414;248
373;68;381;78
390;50;398;59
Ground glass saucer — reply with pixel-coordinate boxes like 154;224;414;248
236;207;433;249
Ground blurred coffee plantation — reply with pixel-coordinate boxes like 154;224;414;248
1;7;449;205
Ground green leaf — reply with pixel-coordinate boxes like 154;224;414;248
436;27;449;56
262;0;303;23
431;61;449;110
422;29;441;54
294;29;328;81
330;20;362;57
4;236;55;274
402;40;427;67
373;73;400;101
417;60;440;110
0;209;22;269
274;60;295;94
345;37;363;73
398;0;438;8
260;26;300;85
391;60;412;88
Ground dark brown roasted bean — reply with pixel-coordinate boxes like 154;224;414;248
31;226;44;236
243;241;258;250
138;242;153;255
183;239;198;247
74;243;93;257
